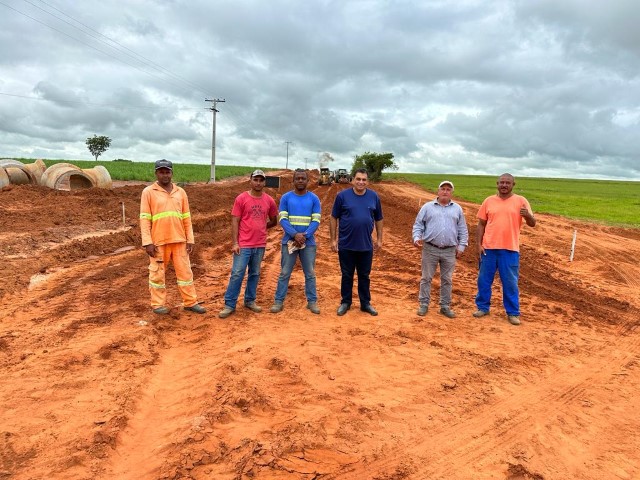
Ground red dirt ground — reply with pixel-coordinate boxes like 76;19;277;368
1;172;639;480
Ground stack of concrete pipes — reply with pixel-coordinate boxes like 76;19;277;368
0;159;112;190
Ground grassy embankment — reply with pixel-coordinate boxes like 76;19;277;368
389;173;639;228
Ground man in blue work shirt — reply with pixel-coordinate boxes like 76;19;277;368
270;169;322;314
412;180;468;318
330;168;384;316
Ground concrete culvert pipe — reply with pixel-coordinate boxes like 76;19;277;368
0;159;40;187
24;159;47;184
82;165;112;189
0;166;9;189
40;163;112;190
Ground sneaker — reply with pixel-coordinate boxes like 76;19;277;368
270;302;283;313
184;304;206;314
439;306;456;318
307;302;320;314
218;306;235;319
472;310;489;318
507;315;521;326
417;305;428;316
244;302;262;313
153;306;169;315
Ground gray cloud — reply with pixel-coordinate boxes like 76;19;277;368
0;0;639;179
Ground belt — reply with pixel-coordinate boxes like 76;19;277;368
426;241;456;249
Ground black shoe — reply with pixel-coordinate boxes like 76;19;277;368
361;304;378;316
337;303;351;316
184;304;206;314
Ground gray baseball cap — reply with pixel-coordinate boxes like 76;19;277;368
155;159;173;170
251;169;266;178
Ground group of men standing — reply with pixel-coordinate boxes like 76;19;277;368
140;160;535;326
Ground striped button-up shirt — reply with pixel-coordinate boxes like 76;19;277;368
412;198;468;251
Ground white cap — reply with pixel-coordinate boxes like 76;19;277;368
439;180;454;190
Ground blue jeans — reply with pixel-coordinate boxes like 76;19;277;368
338;249;373;307
475;249;520;316
223;247;265;309
274;245;317;303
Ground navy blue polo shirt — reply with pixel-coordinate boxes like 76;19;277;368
331;188;383;251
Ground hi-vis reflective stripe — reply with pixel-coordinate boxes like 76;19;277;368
149;280;165;289
177;279;193;286
311;213;321;223
140;211;191;221
288;215;311;226
278;210;289;220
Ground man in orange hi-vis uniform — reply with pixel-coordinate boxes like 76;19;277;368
139;159;206;315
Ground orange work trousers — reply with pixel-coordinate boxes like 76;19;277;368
148;243;198;308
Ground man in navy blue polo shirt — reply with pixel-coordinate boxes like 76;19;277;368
329;168;384;316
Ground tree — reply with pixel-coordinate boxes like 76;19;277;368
350;151;398;182
85;134;112;161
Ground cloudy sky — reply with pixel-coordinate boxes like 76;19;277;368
1;0;640;180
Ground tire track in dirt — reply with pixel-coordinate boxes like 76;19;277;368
331;315;640;480
108;327;214;480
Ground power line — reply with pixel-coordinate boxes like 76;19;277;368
28;0;214;97
0;1;203;97
0;91;204;110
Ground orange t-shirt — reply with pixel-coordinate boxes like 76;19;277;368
477;194;531;252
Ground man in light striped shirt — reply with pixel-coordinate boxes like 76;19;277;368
412;180;469;318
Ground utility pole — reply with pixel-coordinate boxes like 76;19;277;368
304;157;309;169
205;98;225;183
284;141;293;170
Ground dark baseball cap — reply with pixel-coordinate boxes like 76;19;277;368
155;159;173;170
251;169;266;178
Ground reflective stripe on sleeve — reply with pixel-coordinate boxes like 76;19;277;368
288;215;311;226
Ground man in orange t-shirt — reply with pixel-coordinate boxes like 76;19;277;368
473;173;536;326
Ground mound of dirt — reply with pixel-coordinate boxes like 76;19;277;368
1;173;639;479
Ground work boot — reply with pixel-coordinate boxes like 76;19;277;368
244;301;262;313
507;315;521;326
439;306;456;318
153;306;169;315
218;306;235;319
473;310;489;318
184;304;206;314
417;304;428;316
307;302;320;314
270;302;283;313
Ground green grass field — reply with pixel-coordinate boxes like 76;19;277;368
11;159;639;227
389;173;639;227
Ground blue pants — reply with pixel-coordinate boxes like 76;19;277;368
338;249;373;307
223;247;265;309
274;245;317;303
475;249;520;316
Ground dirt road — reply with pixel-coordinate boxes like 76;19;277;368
1;172;639;479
